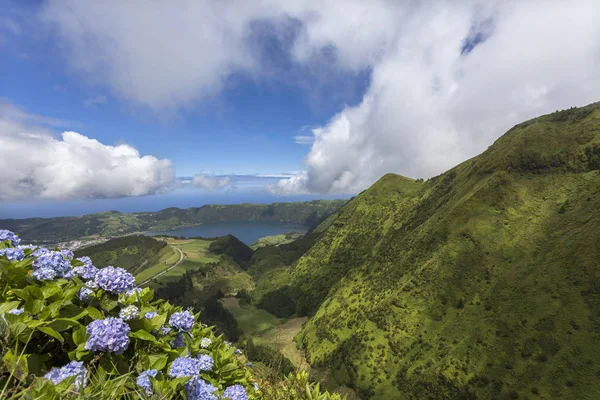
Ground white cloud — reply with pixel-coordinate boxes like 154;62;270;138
0;101;175;201
40;1;600;193
192;174;232;191
83;95;107;108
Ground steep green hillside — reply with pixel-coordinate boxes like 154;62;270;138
74;235;170;275
1;200;346;243
285;103;600;399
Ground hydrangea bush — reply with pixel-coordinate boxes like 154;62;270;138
0;230;259;399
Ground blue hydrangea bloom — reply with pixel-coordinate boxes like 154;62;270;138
44;361;86;391
200;337;212;348
0;248;25;261
136;369;158;396
79;287;93;302
60;249;74;259
73;257;98;280
171;333;186;348
31;247;50;257
222;384;248;400
125;287;143;298
32;251;72;280
233;348;242;355
0;230;20;246
85;317;131;354
85;280;99;289
145;311;158;320
186;378;218;400
169;310;195;332
119;305;139;321
94;266;135;294
195;354;214;372
253;382;259;391
168;356;201;378
158;326;171;336
8;308;24;315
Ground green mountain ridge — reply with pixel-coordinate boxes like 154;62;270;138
0;200;347;244
280;103;600;398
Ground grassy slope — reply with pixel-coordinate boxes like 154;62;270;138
288;103;600;399
2;200;347;243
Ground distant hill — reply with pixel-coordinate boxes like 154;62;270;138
257;103;600;398
1;199;347;244
74;235;169;275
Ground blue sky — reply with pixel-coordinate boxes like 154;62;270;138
1;1;599;217
1;2;368;177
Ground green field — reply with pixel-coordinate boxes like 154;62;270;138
134;245;180;283
221;297;280;335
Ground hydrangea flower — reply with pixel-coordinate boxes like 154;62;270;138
85;280;99;289
171;333;186;348
73;257;98;280
32;251;72;280
44;361;86;391
145;311;158;320
233;348;242;355
125;287;143;298
200;337;212;348
246;362;253;368
186;378;218;400
85;317;130;354
78;287;93;302
168;356;201;378
8;308;24;315
169;310;195;332
158;326;171;336
60;249;74;259
136;369;158;396
0;230;20;246
222;384;248;400
253;382;260;391
0;248;24;261
31;247;50;257
94;267;135;294
119;305;139;321
195;354;214;372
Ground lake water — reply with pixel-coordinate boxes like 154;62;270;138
145;221;308;245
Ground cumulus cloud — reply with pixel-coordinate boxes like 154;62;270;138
40;1;600;193
192;174;232;191
0;101;175;201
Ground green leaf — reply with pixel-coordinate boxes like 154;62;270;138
72;325;87;346
39;326;64;343
148;354;168;370
131;330;157;342
3;348;28;380
41;283;61;299
87;305;104;320
47;318;80;332
0;301;21;314
100;295;119;311
11;288;29;301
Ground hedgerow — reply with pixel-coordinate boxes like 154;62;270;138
0;230;345;400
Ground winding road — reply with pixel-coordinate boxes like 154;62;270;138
136;245;184;287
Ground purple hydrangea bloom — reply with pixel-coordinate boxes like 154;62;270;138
0;230;20;246
233;348;242;355
31;247;50;257
169;310;195;332
186;378;218;400
0;248;25;261
44;361;86;391
145;311;158;320
60;249;74;259
125;287;143;299
73;257;98;280
94;267;135;294
32;251;72;280
8;308;24;315
85;280;99;289
195;354;214;372
158;326;171;336
222;384;248;400
119;305;139;321
136;369;158;396
79;287;93;302
168;356;201;378
85;317;131;354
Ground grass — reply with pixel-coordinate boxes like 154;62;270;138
281;103;600;399
134;245;180;283
221;297;280;335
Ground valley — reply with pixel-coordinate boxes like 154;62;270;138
37;104;600;399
